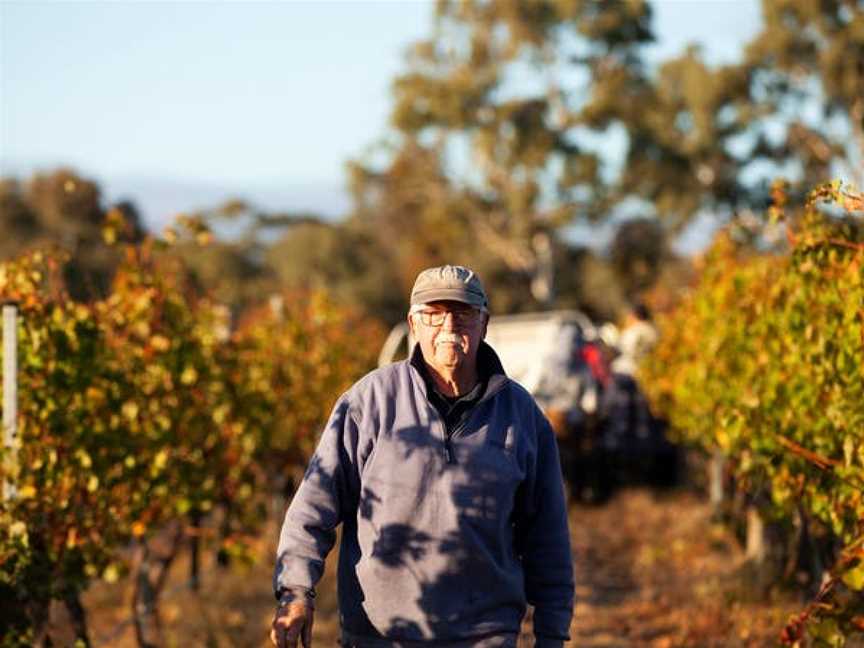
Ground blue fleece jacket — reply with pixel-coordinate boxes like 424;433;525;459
274;343;574;646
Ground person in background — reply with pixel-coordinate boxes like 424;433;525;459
605;302;676;487
271;265;574;648
611;303;658;377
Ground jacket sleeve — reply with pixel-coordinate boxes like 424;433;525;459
273;393;363;604
515;408;575;646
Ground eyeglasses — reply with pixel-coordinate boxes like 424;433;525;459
412;307;483;328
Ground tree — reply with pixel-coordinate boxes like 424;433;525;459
614;0;864;231
560;246;628;322
610;217;669;300
592;47;755;231
347;0;863;312
349;0;656;306
0;169;145;299
739;0;864;189
265;219;406;325
0;179;41;259
153;199;335;312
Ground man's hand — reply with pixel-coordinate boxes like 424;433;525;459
270;600;314;648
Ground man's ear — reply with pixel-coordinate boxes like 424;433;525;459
480;313;489;339
407;312;416;338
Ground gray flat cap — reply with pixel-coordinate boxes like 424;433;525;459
410;265;488;309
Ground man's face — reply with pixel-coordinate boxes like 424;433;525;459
408;300;488;372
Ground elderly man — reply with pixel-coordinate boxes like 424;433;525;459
272;265;574;648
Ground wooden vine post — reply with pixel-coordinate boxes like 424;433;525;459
2;299;18;502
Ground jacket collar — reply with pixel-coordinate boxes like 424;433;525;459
408;340;509;403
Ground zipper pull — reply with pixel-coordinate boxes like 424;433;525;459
444;438;455;464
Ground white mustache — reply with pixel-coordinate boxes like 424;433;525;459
435;333;463;345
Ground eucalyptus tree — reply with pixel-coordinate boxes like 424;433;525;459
0;169;145;299
619;0;864;232
349;0;656;306
739;0;864;191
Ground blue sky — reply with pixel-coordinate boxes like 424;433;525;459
1;0;762;237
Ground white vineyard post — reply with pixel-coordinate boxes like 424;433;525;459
2;301;18;502
708;449;725;513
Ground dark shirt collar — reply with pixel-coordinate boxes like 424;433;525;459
409;341;508;404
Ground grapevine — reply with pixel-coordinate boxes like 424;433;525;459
642;181;864;645
0;218;383;645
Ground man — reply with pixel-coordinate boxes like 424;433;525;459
272;265;574;647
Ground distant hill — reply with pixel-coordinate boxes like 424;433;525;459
102;176;351;232
0;160;350;233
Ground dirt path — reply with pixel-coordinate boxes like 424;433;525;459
79;486;801;647
568;488;796;648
